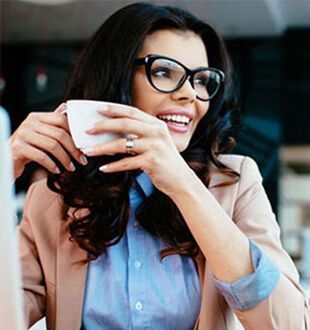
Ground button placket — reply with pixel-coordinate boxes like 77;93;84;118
127;191;147;327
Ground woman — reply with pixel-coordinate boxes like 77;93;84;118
9;2;310;329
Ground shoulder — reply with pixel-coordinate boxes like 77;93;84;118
22;178;64;221
22;179;89;226
209;154;262;188
218;154;260;174
18;179;67;254
208;155;264;215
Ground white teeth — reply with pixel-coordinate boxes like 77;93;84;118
158;114;191;124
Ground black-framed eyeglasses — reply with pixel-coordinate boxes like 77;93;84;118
134;54;225;102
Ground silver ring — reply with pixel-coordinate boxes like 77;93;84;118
125;135;137;155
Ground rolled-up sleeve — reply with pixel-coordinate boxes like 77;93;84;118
213;239;280;310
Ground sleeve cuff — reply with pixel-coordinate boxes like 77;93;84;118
213;239;280;311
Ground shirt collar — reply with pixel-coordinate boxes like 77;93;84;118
135;171;155;198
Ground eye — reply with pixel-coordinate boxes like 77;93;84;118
151;67;171;78
194;76;208;86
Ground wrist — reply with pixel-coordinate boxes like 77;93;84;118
169;166;202;201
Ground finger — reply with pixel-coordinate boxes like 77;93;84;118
85;117;153;137
96;105;157;124
54;102;67;114
15;140;61;174
34;123;88;165
23;130;76;172
30;112;70;133
98;155;144;173
82;137;145;157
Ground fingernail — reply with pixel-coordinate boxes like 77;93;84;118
85;125;96;134
69;162;76;171
82;147;94;156
99;165;109;172
79;154;88;165
97;106;108;113
54;167;61;174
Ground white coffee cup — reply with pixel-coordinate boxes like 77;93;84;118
65;100;134;151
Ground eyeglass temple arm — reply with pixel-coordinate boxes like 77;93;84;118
134;58;147;65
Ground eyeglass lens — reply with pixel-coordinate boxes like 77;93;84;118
150;58;221;100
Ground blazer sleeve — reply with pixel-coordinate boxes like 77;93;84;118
232;156;310;329
18;183;46;328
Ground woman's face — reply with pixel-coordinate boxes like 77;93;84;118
132;29;210;152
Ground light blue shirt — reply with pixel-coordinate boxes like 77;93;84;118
82;172;280;329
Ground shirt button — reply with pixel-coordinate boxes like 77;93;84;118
134;260;142;269
135;301;143;311
133;221;139;228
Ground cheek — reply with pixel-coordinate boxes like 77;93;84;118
197;102;210;122
132;89;155;116
132;73;166;115
131;74;141;106
132;73;153;111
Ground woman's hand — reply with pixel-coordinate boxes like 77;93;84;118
9;103;88;180
83;106;193;196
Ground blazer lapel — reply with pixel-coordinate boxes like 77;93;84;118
55;207;88;330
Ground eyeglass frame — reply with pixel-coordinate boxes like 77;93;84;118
134;54;225;102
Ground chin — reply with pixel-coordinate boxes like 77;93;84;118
174;140;190;153
169;130;192;152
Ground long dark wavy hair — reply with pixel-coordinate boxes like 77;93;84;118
47;2;241;261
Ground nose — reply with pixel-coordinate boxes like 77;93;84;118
171;77;197;102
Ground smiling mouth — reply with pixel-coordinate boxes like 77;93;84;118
156;114;192;127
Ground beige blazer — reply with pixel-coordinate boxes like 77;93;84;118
18;155;310;329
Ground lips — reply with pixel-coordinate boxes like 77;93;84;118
164;121;191;133
156;108;194;134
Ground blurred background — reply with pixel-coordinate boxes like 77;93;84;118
1;0;310;325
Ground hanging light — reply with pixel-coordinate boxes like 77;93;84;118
36;66;48;92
